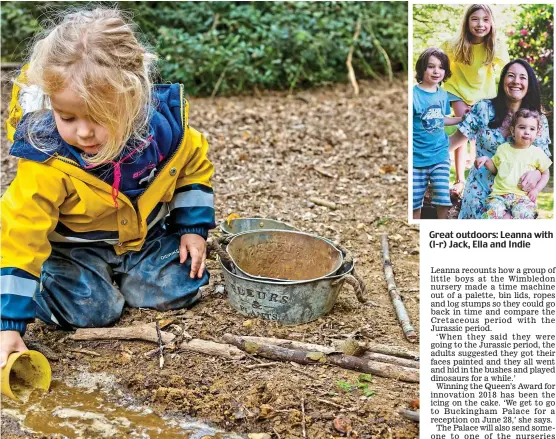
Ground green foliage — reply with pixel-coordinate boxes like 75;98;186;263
358;373;373;383
0;2;43;58
358;382;375;398
412;3;465;70
506;4;554;113
537;189;554;219
336;375;375;398
1;1;408;96
336;381;352;392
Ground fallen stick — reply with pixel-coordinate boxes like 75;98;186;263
240;336;336;354
223;334;418;383
179;338;245;360
362;341;419;361
71;324;175;344
317;398;343;409
155;321;165;369
313;165;336;179
243;362;279;370
308;197;337;209
362;352;419;369
69;348;101;357
240;336;419;368
301;397;307;439
380;233;418;343
398;409;420;423
144;345;172;359
346;18;362;96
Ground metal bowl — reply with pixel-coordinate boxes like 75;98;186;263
226;230;343;282
220;254;353;325
220;218;298;235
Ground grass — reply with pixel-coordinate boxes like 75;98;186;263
537;175;554;219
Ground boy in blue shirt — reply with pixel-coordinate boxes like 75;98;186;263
413;48;463;219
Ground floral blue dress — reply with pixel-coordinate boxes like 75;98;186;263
457;100;552;219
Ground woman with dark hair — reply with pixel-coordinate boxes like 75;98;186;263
450;59;551;219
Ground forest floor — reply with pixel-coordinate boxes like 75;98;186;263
1;74;420;439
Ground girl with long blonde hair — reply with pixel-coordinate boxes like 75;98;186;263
441;4;509;196
1;8;216;366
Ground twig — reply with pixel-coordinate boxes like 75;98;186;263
346;18;362;95
312;165;336;179
70;324;175;344
317;398;343;409
211;58;235;98
69;348;101;357
398;408;420;423
244;361;280;369
241;335;420;368
155;321;164;369
380;234;418;343
290;362;317;380
365;21;393;82
308;197;337;209
295;95;310;104
209;13;219;33
223;333;419;383
211;69;228;98
301;397;307;439
273;427;282;439
144;344;171;359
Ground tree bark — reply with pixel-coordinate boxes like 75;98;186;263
179;338;245;360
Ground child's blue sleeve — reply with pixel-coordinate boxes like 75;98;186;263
169;184;216;240
167;129;216;239
1;269;37;335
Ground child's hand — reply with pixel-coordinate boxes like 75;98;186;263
179;234;207;279
0;331;28;368
475;156;488;169
527;188;539;203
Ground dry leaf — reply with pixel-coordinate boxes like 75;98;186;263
333;415;352;434
226;213;241;225
379;165;397;174
410;398;420;410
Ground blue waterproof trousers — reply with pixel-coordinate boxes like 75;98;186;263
34;224;208;328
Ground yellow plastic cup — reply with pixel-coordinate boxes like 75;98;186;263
1;350;51;401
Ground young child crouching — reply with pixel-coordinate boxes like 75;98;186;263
1;9;216;366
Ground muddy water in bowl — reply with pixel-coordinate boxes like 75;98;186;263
227;230;343;282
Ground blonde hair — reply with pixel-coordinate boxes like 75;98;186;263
23;8;156;165
450;4;496;66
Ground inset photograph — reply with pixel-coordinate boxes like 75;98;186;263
411;3;554;219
